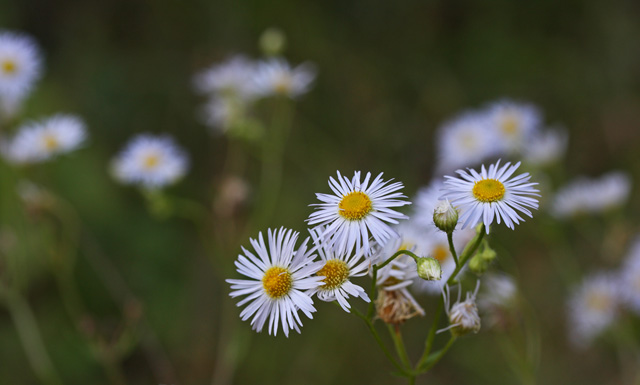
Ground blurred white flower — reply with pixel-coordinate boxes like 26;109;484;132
442;160;540;233
1;114;86;164
193;55;259;99
619;238;640;315
551;171;631;218
307;171;410;257
199;96;247;133
306;226;370;312
523;127;568;167
227;228;324;337
478;273;518;329
111;134;188;189
252;57;316;98
567;273;619;347
0;31;42;110
486;99;541;154
436;111;502;173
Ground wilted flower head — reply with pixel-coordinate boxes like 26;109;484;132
0;31;42;110
252;57;316;98
111;134;188;189
440;282;481;336
1;114;87;164
551;172;631;219
567;273;619;348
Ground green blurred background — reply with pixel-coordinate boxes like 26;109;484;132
1;0;640;384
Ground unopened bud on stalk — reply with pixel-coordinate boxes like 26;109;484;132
433;199;458;233
259;28;286;56
469;245;497;275
416;257;442;281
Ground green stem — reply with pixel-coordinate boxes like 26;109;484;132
447;232;458;266
419;335;457;372
255;97;293;228
353;308;405;374
446;225;486;286
4;291;63;385
388;324;411;369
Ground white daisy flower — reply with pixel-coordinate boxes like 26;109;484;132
193;55;258;100
523;127;568;167
227;228;324;337
111;134;188;189
567;273;619;347
435;111;502;173
0;31;42;105
252;57;316;98
486;99;541;154
306;227;370;312
619;238;640;315
307;171;411;257
439;281;481;336
442;160;540;233
1;114;87;164
551;171;631;219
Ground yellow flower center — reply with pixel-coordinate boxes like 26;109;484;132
142;153;160;170
339;191;372;220
42;134;59;151
262;266;292;299
500;114;519;136
317;259;350;290
459;132;477;150
472;179;505;203
432;244;450;262
274;75;292;94
1;59;17;75
586;291;610;312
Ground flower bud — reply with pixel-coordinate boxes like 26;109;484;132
433;199;458;233
259;28;286;56
416;257;442;281
469;245;497;275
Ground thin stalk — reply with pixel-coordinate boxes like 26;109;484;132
446;232;458;266
4;291;63;385
353;308;405;374
388;324;411;369
419;335;457;372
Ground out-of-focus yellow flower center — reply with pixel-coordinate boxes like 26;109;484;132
42;134;59;151
472;179;505;203
1;60;17;75
142;153;160;170
500;114;519;136
262;266;292;299
339;191;372;220
432;244;450;262
273;75;292;94
586;291;610;312
317;259;349;290
460;132;477;150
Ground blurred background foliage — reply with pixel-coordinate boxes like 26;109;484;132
1;0;640;384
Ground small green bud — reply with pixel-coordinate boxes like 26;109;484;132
416;257;442;281
259;28;287;56
468;244;497;275
433;199;458;233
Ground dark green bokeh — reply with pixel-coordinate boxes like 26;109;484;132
1;0;640;384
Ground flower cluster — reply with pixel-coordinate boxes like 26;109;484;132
228;162;540;336
0;31;87;165
436;99;567;173
193;53;316;137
